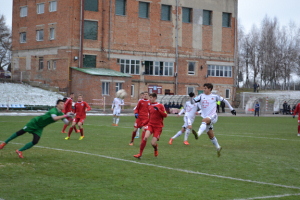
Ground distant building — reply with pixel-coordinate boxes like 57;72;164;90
11;0;237;104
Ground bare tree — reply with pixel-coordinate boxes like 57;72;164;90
0;14;11;70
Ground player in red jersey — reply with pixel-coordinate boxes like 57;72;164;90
61;93;79;133
129;92;150;146
292;102;300;136
65;94;91;140
133;93;167;159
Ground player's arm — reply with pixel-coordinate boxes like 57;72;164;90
220;97;236;115
154;105;167;118
293;104;299;117
51;113;73;124
178;103;186;116
85;102;91;111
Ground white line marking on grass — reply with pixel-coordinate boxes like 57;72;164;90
218;134;298;141
234;193;300;200
4;141;300;190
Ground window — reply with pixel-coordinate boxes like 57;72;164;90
102;82;110;95
131;84;134;97
49;1;57;12
20;6;28;17
222;12;231;27
36;30;44;41
39;57;44;70
161;5;171;21
225;89;230;99
145;61;173;76
47;61;51;70
115;0;126;15
119;59;140;75
115;83;123;92
85;0;98;11
83;55;97;68
187;87;194;95
203;10;212;25
53;60;57;70
37;3;45;14
207;65;232;77
182;7;192;23
188;62;195;75
20;32;26;43
139;2;149;18
50;28;55;40
84;20;98;40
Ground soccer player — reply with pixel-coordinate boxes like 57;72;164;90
133;93;167;159
292;102;300;136
111;94;125;126
132;92;146;139
61;93;79;133
169;92;201;145
129;92;150;145
65;94;91;140
0;100;73;158
192;83;236;157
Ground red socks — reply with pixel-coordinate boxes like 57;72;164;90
68;127;73;137
80;128;84;136
62;124;68;132
139;139;147;156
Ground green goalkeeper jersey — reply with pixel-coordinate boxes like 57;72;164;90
23;107;64;136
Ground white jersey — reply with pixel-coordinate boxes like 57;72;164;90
193;93;233;118
112;98;124;110
178;100;201;119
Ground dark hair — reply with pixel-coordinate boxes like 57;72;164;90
149;93;157;98
56;99;65;105
70;92;74;95
204;83;213;90
189;92;195;97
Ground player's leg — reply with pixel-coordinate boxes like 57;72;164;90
16;133;41;158
78;120;84;140
151;128;162;157
298;121;300;136
134;128;151;158
0;129;27;149
184;124;192;145
115;116;120;126
129;127;138;145
197;118;211;137
207;128;222;157
135;128;140;138
61;117;71;133
66;120;77;139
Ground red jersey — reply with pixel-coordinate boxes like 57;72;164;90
134;99;150;119
145;102;167;128
74;101;91;119
63;97;73;114
293;103;300;117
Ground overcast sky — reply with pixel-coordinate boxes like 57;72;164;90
1;0;300;33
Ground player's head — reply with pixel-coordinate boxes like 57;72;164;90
78;94;83;101
149;93;157;103
56;99;65;110
70;92;74;98
203;83;213;94
143;91;149;99
189;92;195;98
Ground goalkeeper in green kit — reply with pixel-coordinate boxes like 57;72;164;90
0;99;74;158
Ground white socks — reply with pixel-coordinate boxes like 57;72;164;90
136;128;140;137
211;136;220;149
184;128;190;141
172;131;182;139
198;122;207;137
116;118;120;125
113;117;116;124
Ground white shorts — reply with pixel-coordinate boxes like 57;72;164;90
182;116;195;128
205;114;218;132
113;108;121;116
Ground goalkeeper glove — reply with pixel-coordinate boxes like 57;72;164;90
66;112;75;117
135;113;139;118
231;110;236;115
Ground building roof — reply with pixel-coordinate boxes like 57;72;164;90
71;67;131;77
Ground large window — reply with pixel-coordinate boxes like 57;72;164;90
145;61;173;76
36;30;44;41
84;20;98;40
182;7;192;23
115;83;123;92
161;5;171;21
119;59;140;75
39;57;44;70
50;28;55;40
85;0;98;11
20;32;26;43
188;62;195;75
37;3;45;14
83;55;97;68
102;82;110;95
115;0;126;16
139;2;149;18
49;1;57;12
222;12;231;27
203;10;212;25
20;6;27;17
207;65;232;77
187;87;194;95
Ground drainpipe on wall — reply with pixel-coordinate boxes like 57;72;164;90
108;0;112;60
175;0;179;95
79;0;85;68
233;0;238;101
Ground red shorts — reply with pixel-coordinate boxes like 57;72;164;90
144;125;162;139
73;118;85;124
134;118;148;128
66;116;73;122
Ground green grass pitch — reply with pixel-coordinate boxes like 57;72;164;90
0;115;300;200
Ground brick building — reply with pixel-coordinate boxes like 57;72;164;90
11;0;238;105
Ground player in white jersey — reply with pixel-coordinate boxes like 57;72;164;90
169;92;201;145
192;83;236;157
111;97;125;126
